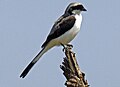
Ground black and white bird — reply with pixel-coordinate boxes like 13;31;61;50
20;2;87;78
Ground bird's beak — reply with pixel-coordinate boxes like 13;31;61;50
82;8;87;11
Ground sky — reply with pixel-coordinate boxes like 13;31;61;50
0;0;120;87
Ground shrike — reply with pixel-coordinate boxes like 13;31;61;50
20;2;87;78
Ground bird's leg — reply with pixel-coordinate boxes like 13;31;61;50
61;43;66;52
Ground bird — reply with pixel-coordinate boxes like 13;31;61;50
20;2;87;78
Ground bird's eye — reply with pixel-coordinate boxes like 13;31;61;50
68;7;73;14
68;7;72;11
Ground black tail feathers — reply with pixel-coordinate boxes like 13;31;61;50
20;62;35;78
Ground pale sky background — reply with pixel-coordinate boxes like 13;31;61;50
0;0;120;87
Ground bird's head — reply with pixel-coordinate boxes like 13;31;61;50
65;2;87;15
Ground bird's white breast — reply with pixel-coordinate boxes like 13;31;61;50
51;14;82;46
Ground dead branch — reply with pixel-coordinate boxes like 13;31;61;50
60;46;89;87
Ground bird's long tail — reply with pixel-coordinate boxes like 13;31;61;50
20;46;50;78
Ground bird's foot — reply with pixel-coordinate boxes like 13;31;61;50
66;44;73;49
61;43;73;52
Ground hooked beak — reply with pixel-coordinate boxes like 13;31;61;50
82;8;87;11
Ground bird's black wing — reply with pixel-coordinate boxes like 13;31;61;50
41;15;76;48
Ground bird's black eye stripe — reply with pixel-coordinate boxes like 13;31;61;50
71;5;84;10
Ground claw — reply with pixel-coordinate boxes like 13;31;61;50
61;43;73;52
66;44;73;49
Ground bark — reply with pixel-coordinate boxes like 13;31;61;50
60;46;89;87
